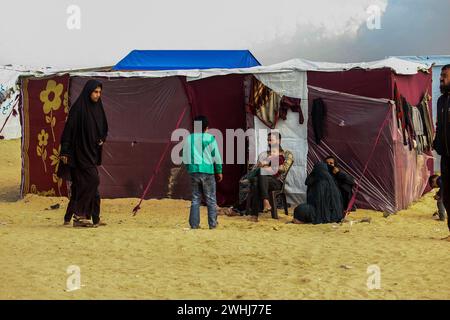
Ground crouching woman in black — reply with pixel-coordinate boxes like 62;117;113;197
292;162;344;224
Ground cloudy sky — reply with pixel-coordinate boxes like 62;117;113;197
0;0;449;68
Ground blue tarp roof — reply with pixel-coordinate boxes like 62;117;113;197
113;50;261;71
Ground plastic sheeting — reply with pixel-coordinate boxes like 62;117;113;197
252;71;309;205
307;66;434;182
113;50;261;71
307;86;431;213
69;76;193;200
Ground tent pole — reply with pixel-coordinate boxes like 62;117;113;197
132;105;189;215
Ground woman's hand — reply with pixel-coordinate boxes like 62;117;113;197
60;155;69;164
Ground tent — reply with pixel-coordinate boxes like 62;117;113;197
393;55;450;169
392;55;450;120
299;57;435;197
18;56;432;213
20;73;305;205
1;65;112;140
307;86;430;213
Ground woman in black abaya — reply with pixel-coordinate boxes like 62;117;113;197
58;79;108;227
293;162;344;224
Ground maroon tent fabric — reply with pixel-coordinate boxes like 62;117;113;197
308;69;393;100
184;75;247;206
307;86;431;213
69;76;193;200
307;68;432;106
393;71;432;106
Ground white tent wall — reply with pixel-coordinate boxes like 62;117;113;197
253;71;309;205
0;69;22;139
0;101;21;139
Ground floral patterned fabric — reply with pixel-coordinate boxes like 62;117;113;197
21;74;70;197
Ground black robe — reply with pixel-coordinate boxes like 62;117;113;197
58;79;108;223
60;79;108;171
332;170;355;211
294;162;344;224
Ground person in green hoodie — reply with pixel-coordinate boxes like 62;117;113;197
182;115;223;229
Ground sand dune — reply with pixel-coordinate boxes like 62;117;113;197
0;139;449;299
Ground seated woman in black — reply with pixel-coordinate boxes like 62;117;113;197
292;162;344;224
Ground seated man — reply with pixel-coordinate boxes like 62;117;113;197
292;162;344;224
248;132;293;222
324;155;355;212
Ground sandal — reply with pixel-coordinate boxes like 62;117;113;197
73;219;93;228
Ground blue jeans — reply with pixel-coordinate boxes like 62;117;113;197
189;173;217;229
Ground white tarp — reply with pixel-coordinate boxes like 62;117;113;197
60;57;430;81
253;70;309;205
0;68;22;139
266;57;430;75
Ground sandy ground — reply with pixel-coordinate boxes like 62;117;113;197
0;139;449;300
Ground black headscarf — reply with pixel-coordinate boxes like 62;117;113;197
60;79;108;170
305;162;344;224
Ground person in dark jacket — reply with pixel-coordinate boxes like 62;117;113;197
58;80;108;228
325;155;355;212
433;64;450;241
429;174;447;221
292;162;344;224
